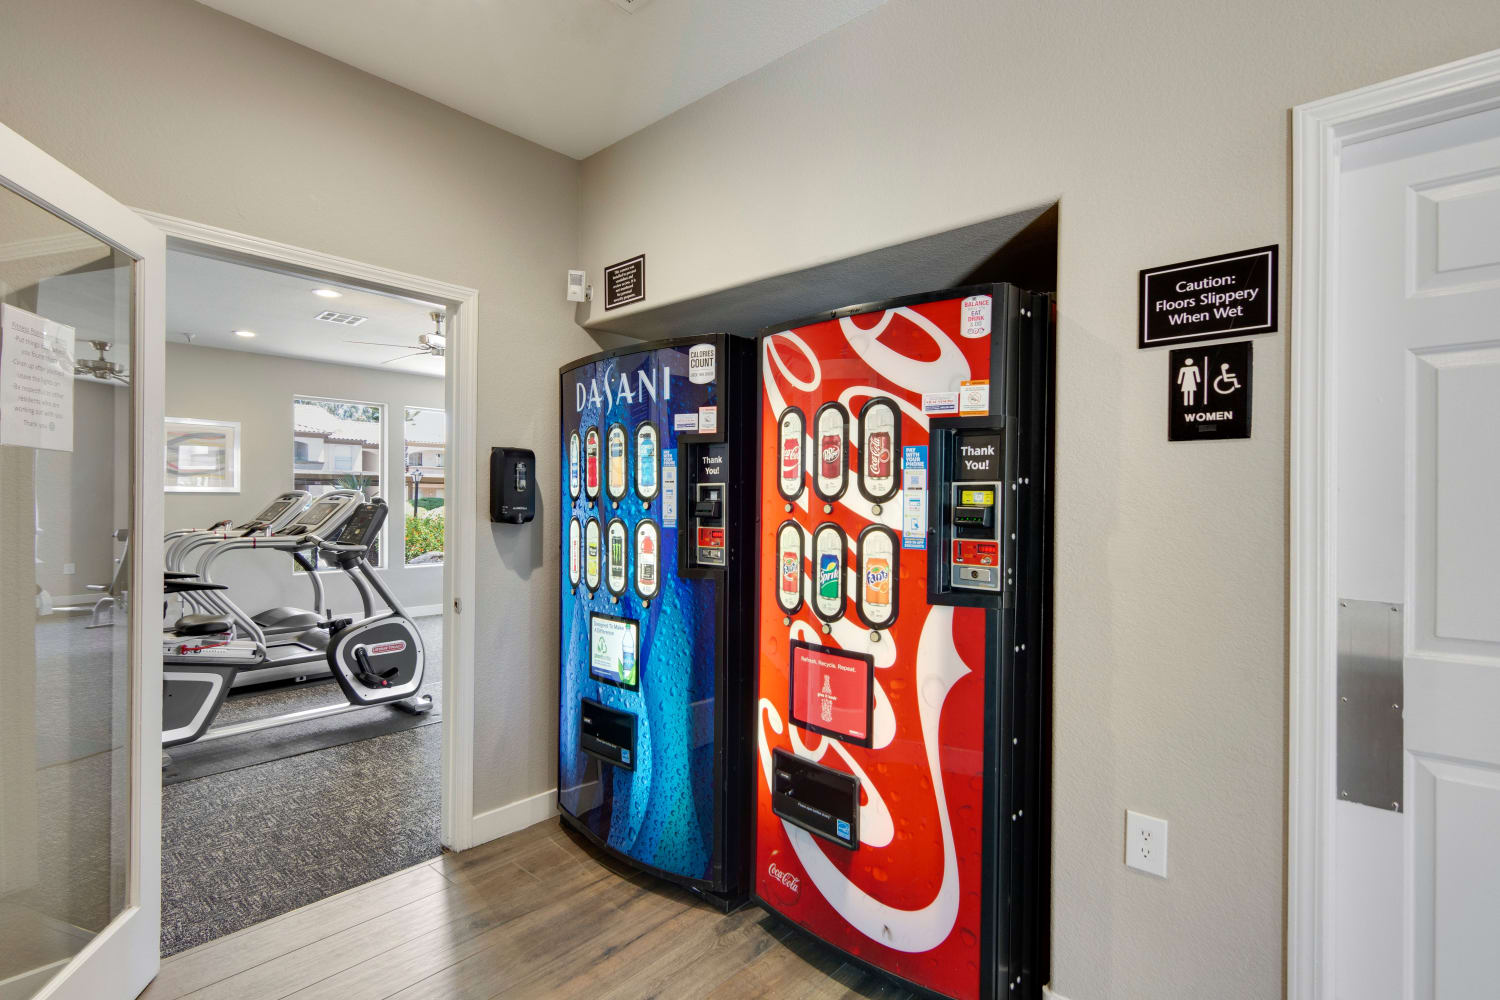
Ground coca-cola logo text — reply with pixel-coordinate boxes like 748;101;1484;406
767;862;800;896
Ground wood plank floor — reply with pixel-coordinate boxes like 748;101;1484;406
142;819;915;1000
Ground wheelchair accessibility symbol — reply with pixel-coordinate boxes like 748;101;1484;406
1213;363;1242;395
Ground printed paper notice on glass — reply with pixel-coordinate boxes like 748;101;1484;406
698;405;718;433
0;304;75;452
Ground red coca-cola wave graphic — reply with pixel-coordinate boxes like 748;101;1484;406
755;296;993;1000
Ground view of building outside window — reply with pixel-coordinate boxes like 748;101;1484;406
293;397;384;566
403;406;446;565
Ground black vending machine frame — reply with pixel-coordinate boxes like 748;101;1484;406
555;333;757;911
751;284;1053;1000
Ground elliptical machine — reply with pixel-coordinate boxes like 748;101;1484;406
162;499;432;749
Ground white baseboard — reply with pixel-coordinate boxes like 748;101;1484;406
407;604;443;617
469;788;558;847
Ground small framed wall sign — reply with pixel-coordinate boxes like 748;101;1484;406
603;254;645;310
164;416;241;493
1140;245;1277;348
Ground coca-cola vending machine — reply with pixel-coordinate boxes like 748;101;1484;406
753;286;1053;999
558;334;757;907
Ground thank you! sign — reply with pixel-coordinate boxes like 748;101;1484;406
1139;246;1277;348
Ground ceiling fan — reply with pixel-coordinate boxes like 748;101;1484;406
345;311;446;364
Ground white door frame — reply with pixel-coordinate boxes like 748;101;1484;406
1288;47;1500;1000
139;211;481;851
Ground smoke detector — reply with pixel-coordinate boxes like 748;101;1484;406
609;0;653;11
315;310;368;327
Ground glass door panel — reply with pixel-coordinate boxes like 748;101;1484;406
0;183;137;999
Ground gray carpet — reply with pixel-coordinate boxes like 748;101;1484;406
160;725;441;956
160;615;445;956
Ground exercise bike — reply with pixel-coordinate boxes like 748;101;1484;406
162;498;432;749
169;490;367;686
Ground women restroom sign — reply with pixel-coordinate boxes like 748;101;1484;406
1169;340;1251;440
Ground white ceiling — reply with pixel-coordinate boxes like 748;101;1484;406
193;0;887;159
167;250;446;378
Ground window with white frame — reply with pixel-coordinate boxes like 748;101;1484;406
293;396;384;566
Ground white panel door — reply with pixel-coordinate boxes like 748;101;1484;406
0;122;164;1000
1335;106;1500;999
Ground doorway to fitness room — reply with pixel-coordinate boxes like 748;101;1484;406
157;245;458;955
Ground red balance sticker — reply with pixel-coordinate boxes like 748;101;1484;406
790;644;871;744
697;526;724;549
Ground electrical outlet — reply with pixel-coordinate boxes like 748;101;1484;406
1125;810;1168;877
63;562;76;576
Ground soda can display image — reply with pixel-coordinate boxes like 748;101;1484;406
777;406;805;502
584;516;601;591
776;519;804;614
856;524;899;629
858;397;901;504
606;423;628;502
812;522;846;622
813;401;848;502
568;430;581;500
568;516;581;587
606;517;628;595
635;422;659;501
584;427;601;500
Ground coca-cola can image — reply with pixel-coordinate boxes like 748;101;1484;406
819;434;841;479
782;438;799;478
866;431;892;479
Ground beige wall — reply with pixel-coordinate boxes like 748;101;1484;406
575;3;1500;998
0;0;606;819
164;343;444;614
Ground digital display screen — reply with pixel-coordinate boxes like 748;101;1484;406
589;612;640;690
789;640;873;746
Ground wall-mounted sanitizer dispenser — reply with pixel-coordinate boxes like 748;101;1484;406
490;447;536;523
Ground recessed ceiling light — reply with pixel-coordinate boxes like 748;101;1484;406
234;329;256;338
313;288;342;299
